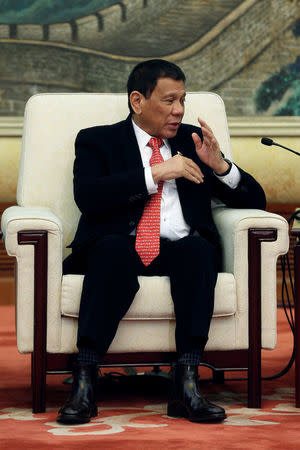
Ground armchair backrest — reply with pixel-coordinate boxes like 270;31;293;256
18;92;233;256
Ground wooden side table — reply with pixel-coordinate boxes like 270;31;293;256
291;210;300;407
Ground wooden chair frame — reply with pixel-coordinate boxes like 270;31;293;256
18;227;278;413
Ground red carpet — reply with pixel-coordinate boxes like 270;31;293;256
0;305;300;449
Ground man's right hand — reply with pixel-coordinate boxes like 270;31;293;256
151;154;204;184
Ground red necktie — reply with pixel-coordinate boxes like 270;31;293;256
135;137;164;266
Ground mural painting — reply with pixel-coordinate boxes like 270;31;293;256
0;0;299;116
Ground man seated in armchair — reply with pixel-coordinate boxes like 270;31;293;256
57;59;266;425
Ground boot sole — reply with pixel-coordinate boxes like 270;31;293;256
167;404;226;422
188;413;227;423
57;407;98;425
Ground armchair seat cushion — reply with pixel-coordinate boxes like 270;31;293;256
61;272;237;320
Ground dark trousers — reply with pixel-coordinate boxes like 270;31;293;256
63;234;220;357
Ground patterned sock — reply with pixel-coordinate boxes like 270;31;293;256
77;346;99;366
178;347;203;365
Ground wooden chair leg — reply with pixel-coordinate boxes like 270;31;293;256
248;353;261;408
248;229;277;408
31;352;46;413
293;235;300;407
18;230;48;413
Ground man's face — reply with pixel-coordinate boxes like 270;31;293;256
131;77;186;139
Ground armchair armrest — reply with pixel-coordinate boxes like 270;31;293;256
212;207;289;274
1;206;64;353
212;206;289;349
2;205;63;241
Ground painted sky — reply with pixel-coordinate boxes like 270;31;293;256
0;0;118;24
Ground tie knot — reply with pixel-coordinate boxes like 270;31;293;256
148;137;164;150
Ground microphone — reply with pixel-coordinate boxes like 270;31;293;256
261;137;274;146
261;137;300;156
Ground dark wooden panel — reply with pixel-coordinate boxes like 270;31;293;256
291;225;300;407
46;350;249;373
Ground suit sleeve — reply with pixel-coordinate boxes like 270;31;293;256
176;124;266;211
73;129;148;218
211;164;266;210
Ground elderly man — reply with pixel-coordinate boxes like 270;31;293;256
57;59;266;424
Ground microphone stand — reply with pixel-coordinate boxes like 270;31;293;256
260;137;300;388
261;137;300;156
271;142;300;157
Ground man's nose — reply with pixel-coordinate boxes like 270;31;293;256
172;101;184;116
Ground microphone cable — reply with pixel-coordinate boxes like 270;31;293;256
262;208;299;380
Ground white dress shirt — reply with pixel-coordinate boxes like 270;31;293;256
132;119;241;240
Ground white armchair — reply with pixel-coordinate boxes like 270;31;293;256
1;93;289;413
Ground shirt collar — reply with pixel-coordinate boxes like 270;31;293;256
131;118;169;150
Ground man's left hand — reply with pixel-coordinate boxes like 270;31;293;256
192;118;229;175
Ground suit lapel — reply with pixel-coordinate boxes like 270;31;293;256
121;115;144;170
168;132;182;157
168;127;189;201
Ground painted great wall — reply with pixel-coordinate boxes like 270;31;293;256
0;0;244;57
0;0;299;116
0;0;181;53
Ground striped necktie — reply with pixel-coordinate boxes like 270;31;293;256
135;137;164;266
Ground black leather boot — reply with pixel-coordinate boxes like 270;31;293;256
167;364;227;422
57;363;98;424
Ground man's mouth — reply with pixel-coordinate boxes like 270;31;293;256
168;122;180;129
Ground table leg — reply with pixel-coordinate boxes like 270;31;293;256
295;239;300;407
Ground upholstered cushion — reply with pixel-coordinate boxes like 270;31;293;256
61;272;236;320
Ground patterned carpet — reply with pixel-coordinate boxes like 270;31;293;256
0;305;299;449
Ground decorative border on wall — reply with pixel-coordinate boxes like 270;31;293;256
0;117;23;137
228;117;300;137
0;116;300;137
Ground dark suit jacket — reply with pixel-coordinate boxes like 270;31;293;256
69;115;266;251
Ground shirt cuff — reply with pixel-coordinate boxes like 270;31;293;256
214;162;241;189
145;166;158;194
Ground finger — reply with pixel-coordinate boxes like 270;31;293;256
185;159;204;179
198;126;220;153
200;125;214;142
183;163;204;183
198;119;216;144
184;156;203;173
183;168;204;184
197;117;213;133
187;166;204;182
192;132;202;149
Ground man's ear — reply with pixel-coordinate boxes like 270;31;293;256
130;91;144;115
